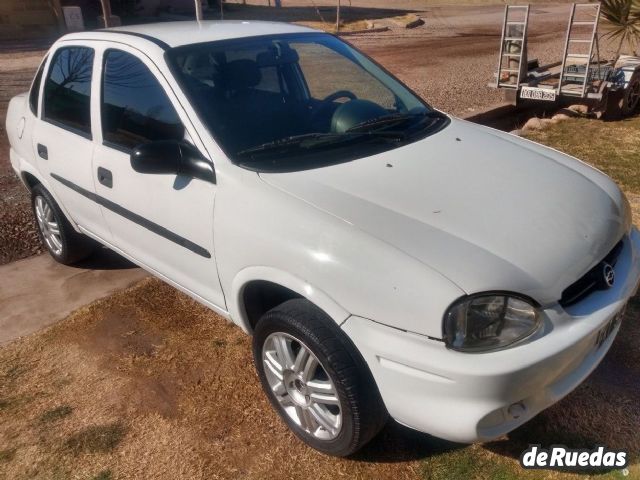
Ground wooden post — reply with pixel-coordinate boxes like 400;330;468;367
195;0;203;21
100;0;112;27
48;0;66;32
336;0;340;32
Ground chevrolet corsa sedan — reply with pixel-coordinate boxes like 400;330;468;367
6;21;640;456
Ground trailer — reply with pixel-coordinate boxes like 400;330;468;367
492;3;640;117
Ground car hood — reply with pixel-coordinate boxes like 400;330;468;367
259;118;629;306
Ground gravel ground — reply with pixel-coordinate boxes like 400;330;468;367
0;3;617;264
346;3;619;116
0;52;47;264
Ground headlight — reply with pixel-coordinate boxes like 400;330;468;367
444;294;540;352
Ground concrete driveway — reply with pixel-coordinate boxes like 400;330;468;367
0;250;147;344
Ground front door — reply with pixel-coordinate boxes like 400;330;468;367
92;46;225;309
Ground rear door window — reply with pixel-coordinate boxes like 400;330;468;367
101;49;184;150
43;46;94;137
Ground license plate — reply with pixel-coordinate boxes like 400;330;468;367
520;87;556;102
594;305;626;349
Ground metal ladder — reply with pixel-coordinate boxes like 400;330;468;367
496;5;530;89
557;3;601;97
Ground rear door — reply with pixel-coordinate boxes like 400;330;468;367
92;45;225;308
32;43;109;240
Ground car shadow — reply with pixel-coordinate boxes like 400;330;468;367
73;247;138;271
350;421;464;463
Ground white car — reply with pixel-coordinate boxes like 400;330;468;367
6;21;640;456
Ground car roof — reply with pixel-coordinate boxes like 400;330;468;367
62;21;319;49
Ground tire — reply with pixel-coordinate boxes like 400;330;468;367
31;184;95;265
621;73;640;117
252;298;387;456
604;73;640;120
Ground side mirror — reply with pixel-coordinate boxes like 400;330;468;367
130;140;215;184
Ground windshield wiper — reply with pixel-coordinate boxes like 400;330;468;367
346;111;445;134
236;131;401;157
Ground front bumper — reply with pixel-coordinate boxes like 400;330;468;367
342;228;640;443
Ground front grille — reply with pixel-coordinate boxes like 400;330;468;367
560;239;624;308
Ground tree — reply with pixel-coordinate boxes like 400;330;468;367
600;0;640;57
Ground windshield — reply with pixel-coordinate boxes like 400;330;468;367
167;33;448;171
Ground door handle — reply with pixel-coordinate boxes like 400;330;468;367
37;143;48;160
97;167;113;188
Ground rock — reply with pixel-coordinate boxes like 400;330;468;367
566;104;589;115
392;14;425;29
521;117;558;132
365;20;375;30
405;17;425;29
522;117;545;131
552;113;572;122
556;108;580;118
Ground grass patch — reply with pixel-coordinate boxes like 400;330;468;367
90;470;113;480
524;115;640;195
296;19;371;33
0;448;16;463
0;396;26;411
39;405;73;423
65;423;126;454
3;364;26;381
422;448;520;480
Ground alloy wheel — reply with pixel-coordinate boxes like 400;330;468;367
262;332;342;440
35;195;63;256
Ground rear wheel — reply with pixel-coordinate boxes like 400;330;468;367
32;184;95;265
252;299;387;456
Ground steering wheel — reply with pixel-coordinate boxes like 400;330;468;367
310;90;357;125
321;90;357;104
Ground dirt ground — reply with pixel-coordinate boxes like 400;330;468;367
0;51;47;264
0;3;590;264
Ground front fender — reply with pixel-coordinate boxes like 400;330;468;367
214;168;464;338
230;266;350;333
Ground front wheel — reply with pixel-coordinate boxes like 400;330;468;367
252;299;387;456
